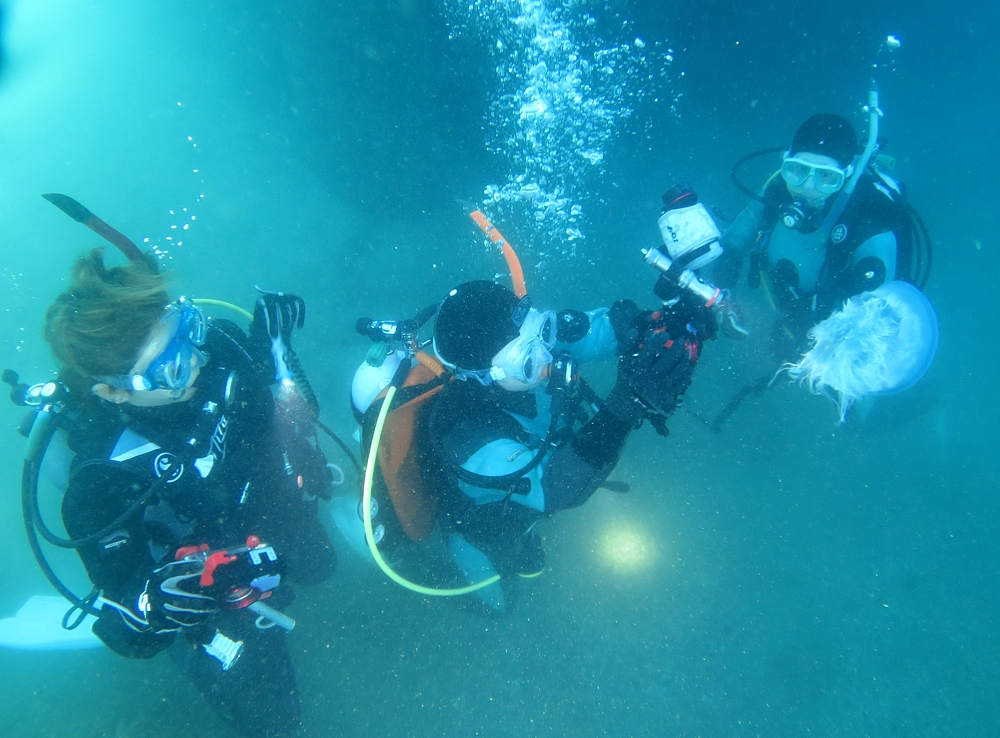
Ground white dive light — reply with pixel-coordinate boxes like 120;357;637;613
657;202;723;271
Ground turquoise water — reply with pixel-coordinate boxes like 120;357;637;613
1;1;997;735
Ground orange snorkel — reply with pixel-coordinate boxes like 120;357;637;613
468;209;528;298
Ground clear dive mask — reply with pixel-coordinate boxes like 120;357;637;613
101;299;208;393
489;308;557;389
780;155;849;195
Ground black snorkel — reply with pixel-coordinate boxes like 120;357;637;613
730;146;787;204
42;193;150;265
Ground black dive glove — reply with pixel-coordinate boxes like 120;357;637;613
817;256;888;316
250;288;306;381
604;298;699;432
139;560;219;634
604;340;695;430
555;308;591;343
251;289;306;348
608;299;642;350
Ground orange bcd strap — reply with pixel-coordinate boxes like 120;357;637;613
414;350;447;378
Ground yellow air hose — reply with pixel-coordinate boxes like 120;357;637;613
193;298;253;322
363;385;501;596
193;299;503;595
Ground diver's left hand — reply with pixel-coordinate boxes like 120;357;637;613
608;299;643;353
253;288;306;345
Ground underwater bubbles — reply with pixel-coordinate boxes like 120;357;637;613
874;33;902;75
444;0;679;264
146;133;204;262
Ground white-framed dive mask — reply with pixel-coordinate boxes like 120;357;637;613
489;308;557;391
780;153;853;195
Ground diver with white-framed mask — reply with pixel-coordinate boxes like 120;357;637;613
715;111;932;360
346;273;711;616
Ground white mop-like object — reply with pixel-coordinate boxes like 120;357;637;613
784;281;939;422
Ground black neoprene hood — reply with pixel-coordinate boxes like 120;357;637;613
434;280;521;370
790;113;858;168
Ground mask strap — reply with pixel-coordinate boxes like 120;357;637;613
511;296;533;328
452;368;495;386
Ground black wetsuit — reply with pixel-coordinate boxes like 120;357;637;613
61;320;335;738
359;306;701;614
425;379;634;574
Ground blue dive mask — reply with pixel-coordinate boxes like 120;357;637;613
102;299;207;393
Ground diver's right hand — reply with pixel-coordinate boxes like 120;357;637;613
139;560;219;634
605;338;696;429
252;289;306;346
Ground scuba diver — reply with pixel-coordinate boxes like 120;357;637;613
715;108;931;360
347;199;725;616
28;246;335;738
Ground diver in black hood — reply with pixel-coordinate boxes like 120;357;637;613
715;111;928;359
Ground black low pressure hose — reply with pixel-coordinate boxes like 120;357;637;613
731;146;786;202
280;343;364;482
20;412;102;616
905;202;934;290
31;472;166;550
25;411;172;550
315;419;363;481
284;346;320;417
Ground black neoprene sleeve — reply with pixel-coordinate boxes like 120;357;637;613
542;409;632;512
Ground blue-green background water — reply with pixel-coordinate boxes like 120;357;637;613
0;1;997;735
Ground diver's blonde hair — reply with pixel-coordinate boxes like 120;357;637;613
45;249;171;379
